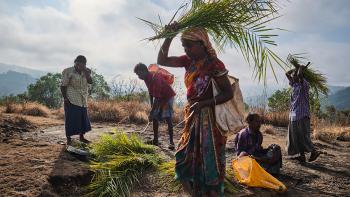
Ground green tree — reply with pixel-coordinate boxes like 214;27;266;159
268;88;290;112
27;73;62;108
268;88;322;115
90;70;111;100
26;70;111;108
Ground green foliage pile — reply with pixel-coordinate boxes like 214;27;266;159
86;132;161;197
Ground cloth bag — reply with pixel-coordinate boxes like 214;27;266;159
212;75;245;136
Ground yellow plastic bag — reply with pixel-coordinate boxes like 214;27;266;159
232;156;287;192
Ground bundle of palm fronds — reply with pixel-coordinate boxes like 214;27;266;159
90;131;155;161
139;0;286;81
287;54;329;97
86;132;161;197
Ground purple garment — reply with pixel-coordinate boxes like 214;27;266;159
290;79;310;121
234;127;263;156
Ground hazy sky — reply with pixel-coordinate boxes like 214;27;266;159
0;0;349;87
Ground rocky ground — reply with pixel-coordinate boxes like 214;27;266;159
0;112;350;197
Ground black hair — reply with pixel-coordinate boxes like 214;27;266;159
246;113;260;124
74;55;87;64
134;63;148;73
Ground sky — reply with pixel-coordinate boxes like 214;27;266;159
0;0;349;88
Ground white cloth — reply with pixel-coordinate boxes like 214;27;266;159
212;75;245;136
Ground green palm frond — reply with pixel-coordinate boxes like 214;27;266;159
138;0;286;82
287;54;329;96
86;132;161;197
90;131;155;161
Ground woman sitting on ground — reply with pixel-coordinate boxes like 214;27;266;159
234;113;282;175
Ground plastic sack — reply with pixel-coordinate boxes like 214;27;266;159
232;156;287;192
148;64;174;85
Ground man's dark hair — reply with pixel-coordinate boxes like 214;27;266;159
246;113;261;124
74;55;87;64
134;63;148;73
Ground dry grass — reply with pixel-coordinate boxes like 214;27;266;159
2;100;184;125
87;100;183;124
8;115;33;128
261;124;275;135
313;122;350;143
4;102;50;117
262;111;289;127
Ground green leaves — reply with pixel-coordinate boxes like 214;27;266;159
139;0;286;82
86;132;161;197
287;54;329;97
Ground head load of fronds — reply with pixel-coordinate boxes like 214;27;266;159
287;54;329;97
138;0;286;82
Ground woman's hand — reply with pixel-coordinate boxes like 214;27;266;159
165;21;179;35
189;101;204;114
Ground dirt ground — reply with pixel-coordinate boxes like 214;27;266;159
0;112;350;197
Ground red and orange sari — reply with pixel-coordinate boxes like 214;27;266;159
174;54;228;196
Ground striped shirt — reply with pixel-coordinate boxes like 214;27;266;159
290;79;310;121
61;67;89;107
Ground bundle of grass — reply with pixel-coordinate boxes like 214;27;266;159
86;132;161;197
139;0;286;81
21;102;50;117
287;54;329;97
88;100;125;122
4;102;21;113
263;111;289;127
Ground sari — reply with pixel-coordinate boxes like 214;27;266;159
174;55;228;196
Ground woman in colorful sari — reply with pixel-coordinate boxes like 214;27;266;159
157;25;233;197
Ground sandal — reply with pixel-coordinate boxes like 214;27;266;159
79;137;91;144
309;151;320;162
168;143;175;150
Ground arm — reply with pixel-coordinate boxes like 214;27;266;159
83;68;93;84
285;69;294;84
190;75;233;113
60;86;70;106
157;22;183;67
149;94;154;107
157;37;183;67
148;97;160;121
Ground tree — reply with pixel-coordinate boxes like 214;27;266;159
268;88;290;112
26;70;111;108
27;73;62;108
90;70;111;100
268;87;322;115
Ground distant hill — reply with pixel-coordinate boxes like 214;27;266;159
0;71;36;96
0;63;47;97
0;63;45;78
328;87;350;110
328;85;347;95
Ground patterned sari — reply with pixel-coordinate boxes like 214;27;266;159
175;55;228;196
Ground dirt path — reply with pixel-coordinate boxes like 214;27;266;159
1;119;350;196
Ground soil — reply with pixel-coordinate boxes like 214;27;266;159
1;113;350;197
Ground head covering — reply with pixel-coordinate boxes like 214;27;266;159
181;27;217;58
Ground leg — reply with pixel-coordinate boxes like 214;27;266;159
207;190;218;197
79;133;90;143
181;181;192;195
152;119;159;145
66;136;72;145
165;118;174;149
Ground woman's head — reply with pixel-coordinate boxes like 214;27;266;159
134;63;149;80
181;27;216;60
74;55;87;71
246;113;262;131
